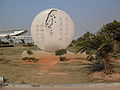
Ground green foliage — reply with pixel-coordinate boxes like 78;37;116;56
55;49;67;61
0;39;14;47
22;43;34;47
76;32;97;54
0;44;14;47
22;57;38;62
55;49;67;56
27;43;34;47
100;20;120;41
22;57;29;60
86;55;95;61
99;20;120;53
75;20;120;75
76;32;96;54
27;50;33;55
70;40;77;47
59;57;67;61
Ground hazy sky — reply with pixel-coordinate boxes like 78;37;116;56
0;0;120;37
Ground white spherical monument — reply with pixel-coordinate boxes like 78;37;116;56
31;8;75;52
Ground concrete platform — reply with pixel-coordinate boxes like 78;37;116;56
0;83;120;90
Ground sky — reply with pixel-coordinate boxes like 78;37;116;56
0;0;120;37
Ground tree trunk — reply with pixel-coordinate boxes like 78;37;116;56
103;58;112;75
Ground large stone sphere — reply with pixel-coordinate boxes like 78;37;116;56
31;8;75;52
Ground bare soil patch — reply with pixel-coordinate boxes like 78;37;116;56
49;72;68;75
39;58;59;70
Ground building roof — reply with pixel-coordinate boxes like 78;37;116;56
0;29;28;37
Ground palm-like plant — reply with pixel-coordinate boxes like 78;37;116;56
76;20;120;75
76;33;114;75
76;32;98;55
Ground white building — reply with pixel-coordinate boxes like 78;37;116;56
0;29;33;44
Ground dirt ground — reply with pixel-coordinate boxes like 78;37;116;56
22;50;120;82
0;46;120;84
22;50;86;71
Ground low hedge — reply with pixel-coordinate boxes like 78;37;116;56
0;42;9;44
0;44;14;47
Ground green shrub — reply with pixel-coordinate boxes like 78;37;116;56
27;50;33;55
23;44;34;47
22;57;29;60
22;57;38;62
55;49;67;61
59;57;67;61
0;41;9;44
55;49;67;56
29;57;38;62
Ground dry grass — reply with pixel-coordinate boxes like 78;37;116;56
0;45;120;84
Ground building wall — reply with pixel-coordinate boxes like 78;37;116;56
0;36;33;44
0;29;33;44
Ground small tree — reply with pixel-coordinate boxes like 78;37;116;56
22;50;38;62
55;49;67;61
